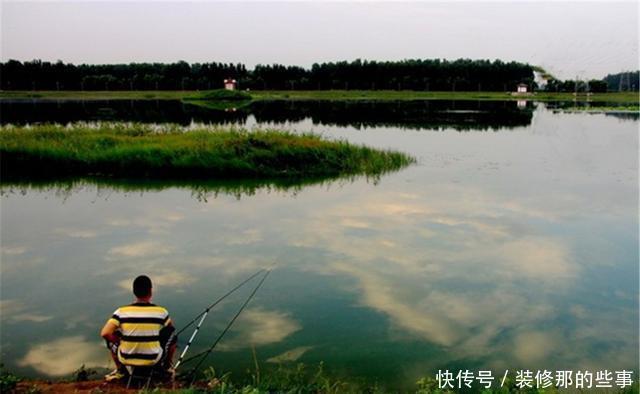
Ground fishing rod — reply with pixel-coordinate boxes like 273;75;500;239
179;269;271;384
173;268;266;370
175;268;266;337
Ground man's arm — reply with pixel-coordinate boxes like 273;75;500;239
101;320;120;344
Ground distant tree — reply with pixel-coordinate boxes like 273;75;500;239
587;80;607;93
1;58;535;92
603;71;639;92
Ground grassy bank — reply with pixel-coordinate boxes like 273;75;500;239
182;90;253;110
1;89;638;103
0;124;415;179
249;90;640;103
7;364;640;394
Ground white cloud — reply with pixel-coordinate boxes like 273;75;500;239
218;308;301;351
512;331;558;364
0;300;52;323
117;270;195;293
107;210;185;235
108;241;173;258
53;228;97;238
17;336;106;377
1;246;26;255
267;346;313;363
225;229;263;246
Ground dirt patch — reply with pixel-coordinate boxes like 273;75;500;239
14;380;184;393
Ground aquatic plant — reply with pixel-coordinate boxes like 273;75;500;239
0;123;415;179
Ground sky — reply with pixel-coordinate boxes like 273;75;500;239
1;1;638;80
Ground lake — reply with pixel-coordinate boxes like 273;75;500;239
1;100;638;389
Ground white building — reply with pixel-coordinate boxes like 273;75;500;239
224;79;237;90
516;83;528;93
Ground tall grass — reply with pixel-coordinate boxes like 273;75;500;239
0;123;415;179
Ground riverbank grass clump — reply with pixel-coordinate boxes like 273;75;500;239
0;123;415;179
183;89;253;109
188;89;252;101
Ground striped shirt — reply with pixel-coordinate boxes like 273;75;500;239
108;303;172;366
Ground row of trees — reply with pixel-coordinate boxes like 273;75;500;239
0;60;248;91
541;71;639;93
0;59;535;91
251;59;535;91
543;79;609;93
603;71;639;92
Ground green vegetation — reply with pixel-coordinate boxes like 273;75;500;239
187;89;251;101
1;90;638;103
11;364;640;394
0;124;415;180
0;365;21;393
2;59;637;95
183;89;252;110
250;90;640;102
604;71;640;92
1;58;534;91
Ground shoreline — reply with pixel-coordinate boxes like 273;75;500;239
0;89;638;103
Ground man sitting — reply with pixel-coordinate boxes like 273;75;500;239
100;275;177;382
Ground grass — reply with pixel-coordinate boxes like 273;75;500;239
0;365;21;393
1;89;638;103
12;363;640;394
187;89;252;101
0;123;415;180
249;90;640;103
182;90;253;110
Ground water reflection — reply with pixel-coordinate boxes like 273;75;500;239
248;100;534;130
17;336;106;377
216;308;301;351
290;185;636;373
545;101;640;121
0;99;534;130
0;99;245;126
0;108;637;387
0;176;359;202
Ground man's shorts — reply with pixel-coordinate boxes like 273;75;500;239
106;326;177;369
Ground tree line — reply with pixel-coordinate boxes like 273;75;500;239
603;71;639;92
2;59;635;92
541;71;639;93
1;59;534;91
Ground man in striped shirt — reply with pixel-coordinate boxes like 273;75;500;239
101;275;177;382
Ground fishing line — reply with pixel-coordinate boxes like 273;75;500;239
173;268;266;370
176;268;266;337
180;269;271;384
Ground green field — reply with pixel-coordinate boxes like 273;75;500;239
1;90;638;103
0;124;415;180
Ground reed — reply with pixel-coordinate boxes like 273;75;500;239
0;123;415;179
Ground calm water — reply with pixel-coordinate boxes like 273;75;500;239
1;100;638;388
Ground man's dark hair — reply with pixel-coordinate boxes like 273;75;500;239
133;275;152;298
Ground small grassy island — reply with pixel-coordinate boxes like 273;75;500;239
0;124;415;179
